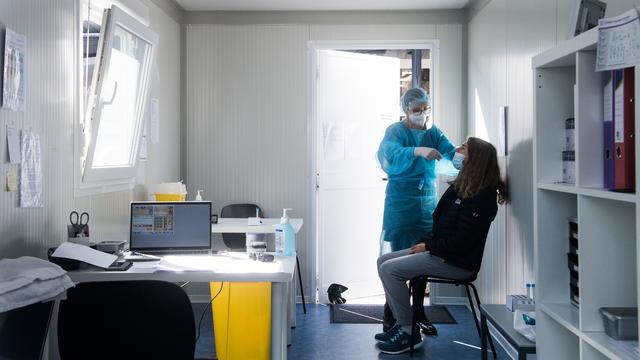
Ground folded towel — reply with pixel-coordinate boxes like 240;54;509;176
0;256;67;295
0;256;74;313
0;275;74;313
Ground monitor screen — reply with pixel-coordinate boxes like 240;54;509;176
129;201;212;251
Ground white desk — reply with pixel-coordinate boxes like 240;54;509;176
211;217;304;334
67;254;295;360
212;217;303;234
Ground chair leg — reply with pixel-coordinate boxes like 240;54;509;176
409;281;416;357
464;285;482;338
296;256;306;314
412;278;428;323
469;283;497;359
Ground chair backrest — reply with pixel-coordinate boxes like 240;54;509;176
58;280;195;360
0;300;54;360
220;203;263;250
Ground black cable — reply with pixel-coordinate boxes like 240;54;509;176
195;282;224;342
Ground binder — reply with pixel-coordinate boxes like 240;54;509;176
613;68;635;192
603;71;614;188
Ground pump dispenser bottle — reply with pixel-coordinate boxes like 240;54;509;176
275;208;295;256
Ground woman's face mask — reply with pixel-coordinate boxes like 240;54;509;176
452;152;465;170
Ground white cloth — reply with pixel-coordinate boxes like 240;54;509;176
0;256;74;313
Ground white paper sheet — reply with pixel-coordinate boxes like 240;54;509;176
52;242;118;269
2;29;26;112
150;98;159;143
323;122;345;160
596;8;640;71
6;125;20;164
20;131;42;207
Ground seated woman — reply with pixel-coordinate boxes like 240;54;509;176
375;137;508;355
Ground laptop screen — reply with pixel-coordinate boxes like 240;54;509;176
129;201;212;252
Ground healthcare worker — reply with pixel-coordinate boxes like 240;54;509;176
377;87;456;334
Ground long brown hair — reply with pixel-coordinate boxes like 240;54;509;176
453;137;508;204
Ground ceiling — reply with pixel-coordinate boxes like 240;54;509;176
175;0;471;11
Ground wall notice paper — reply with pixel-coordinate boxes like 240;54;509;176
20;131;42;208
596;7;640;71
150;98;160;143
52;242;118;269
6;125;20;164
2;29;26;112
322;122;345;160
5;169;17;192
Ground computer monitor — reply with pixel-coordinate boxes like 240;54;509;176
129;201;212;252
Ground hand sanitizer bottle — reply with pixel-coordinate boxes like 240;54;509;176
274;208;295;256
195;190;203;201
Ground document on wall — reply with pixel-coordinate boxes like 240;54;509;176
6;125;20;164
323;122;345;160
150;98;160;143
20;131;42;208
596;7;640;71
2;29;26;112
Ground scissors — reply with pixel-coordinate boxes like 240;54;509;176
69;211;90;237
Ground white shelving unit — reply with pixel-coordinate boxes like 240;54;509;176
533;28;640;360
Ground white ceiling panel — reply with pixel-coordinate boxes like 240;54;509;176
176;0;470;11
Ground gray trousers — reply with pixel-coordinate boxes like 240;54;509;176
377;249;474;326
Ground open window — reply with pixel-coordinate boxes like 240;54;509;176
75;2;157;194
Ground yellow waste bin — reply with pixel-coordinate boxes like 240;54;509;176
210;282;271;360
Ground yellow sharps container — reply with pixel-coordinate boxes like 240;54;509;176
210;282;271;360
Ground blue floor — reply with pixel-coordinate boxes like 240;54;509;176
194;304;508;359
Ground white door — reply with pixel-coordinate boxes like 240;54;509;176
316;50;399;303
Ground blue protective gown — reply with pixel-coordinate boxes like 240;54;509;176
377;121;456;251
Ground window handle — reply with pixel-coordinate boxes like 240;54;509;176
103;81;118;106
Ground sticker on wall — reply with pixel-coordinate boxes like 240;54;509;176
5;169;17;192
2;29;26;112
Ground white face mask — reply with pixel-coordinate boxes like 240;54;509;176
452;152;465;170
409;112;425;125
409;112;432;129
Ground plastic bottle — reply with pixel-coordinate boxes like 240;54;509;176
274;208;295;256
526;283;532;299
531;283;535;301
195;190;203;201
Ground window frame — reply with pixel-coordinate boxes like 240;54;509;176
73;1;157;196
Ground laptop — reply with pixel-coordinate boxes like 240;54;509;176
127;201;212;259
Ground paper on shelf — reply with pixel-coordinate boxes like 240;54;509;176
596;7;640;71
52;242;117;269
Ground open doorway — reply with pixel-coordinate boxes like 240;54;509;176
309;42;437;305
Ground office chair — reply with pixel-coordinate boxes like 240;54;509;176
58;280;195;360
408;273;497;357
220;203;264;250
220;203;307;314
0;300;54;360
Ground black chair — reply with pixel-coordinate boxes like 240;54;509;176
408;274;497;358
0;300;54;360
220;203;307;314
58;280;195;360
220;203;264;250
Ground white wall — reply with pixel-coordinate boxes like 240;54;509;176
468;0;638;303
184;14;466;301
0;0;181;258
